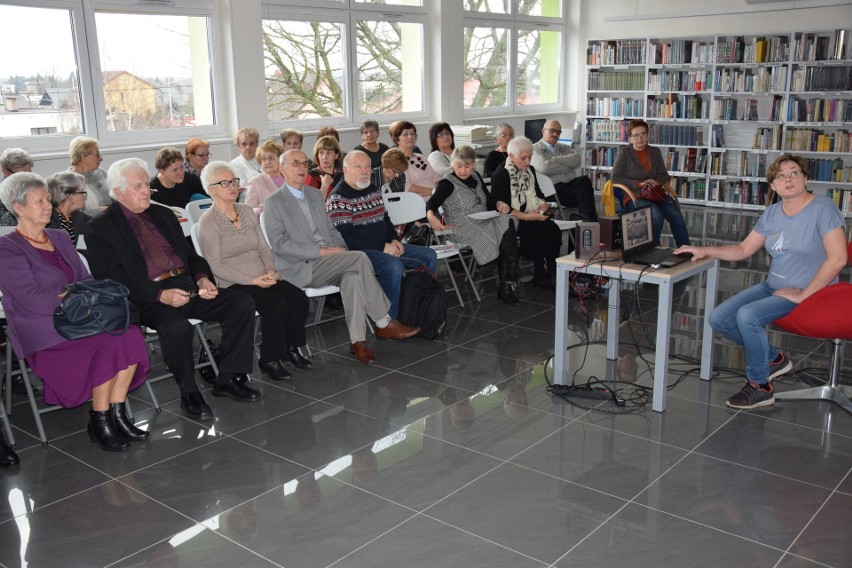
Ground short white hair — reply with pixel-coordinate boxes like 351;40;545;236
200;160;237;189
507;136;533;156
107;158;149;200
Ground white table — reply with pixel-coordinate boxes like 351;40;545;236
553;253;720;412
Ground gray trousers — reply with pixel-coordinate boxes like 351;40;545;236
309;251;391;342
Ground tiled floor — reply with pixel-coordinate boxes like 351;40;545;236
2;207;852;567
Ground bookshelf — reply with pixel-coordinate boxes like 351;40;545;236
584;30;852;214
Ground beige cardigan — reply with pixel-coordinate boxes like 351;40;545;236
196;203;276;288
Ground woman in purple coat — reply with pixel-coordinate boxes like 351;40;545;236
0;173;151;452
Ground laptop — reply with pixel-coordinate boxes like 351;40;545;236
619;205;690;268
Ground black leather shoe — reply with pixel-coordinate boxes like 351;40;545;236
287;346;313;369
0;429;19;467
180;391;214;420
258;358;293;381
110;402;150;441
87;410;129;452
213;378;260;402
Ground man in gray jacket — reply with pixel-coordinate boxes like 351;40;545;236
263;150;420;365
531;119;597;220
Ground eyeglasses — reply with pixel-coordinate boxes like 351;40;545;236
390;169;405;178
630;132;648;139
287;160;311;168
209;178;241;188
192;152;211;158
775;170;803;182
259;155;279;162
71;191;87;196
84;151;101;158
544;128;562;134
437;131;453;138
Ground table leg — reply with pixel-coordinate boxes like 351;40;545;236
652;279;674;412
554;263;570;385
700;260;719;381
606;279;621;360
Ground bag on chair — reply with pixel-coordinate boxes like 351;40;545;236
397;270;446;340
53;279;131;340
639;179;666;202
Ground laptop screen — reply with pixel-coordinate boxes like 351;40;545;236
620;205;654;254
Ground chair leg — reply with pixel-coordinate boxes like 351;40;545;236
775;339;852;414
194;325;219;376
144;381;161;412
0;398;14;447
456;251;481;303
442;258;466;308
19;363;49;446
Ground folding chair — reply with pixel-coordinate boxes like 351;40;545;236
186;198;214;224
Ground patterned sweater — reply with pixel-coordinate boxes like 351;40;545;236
326;180;397;251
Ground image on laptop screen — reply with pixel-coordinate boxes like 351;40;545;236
621;206;654;252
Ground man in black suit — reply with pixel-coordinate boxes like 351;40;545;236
85;158;259;419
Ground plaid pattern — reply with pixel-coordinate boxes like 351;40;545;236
440;174;513;265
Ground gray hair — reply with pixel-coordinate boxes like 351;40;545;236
46;171;86;206
495;123;514;137
507;136;533;156
450;145;477;165
0;148;34;173
342;149;369;168
69;136;99;165
0;172;46;218
359;120;379;134
200;160;237;189
107;158;149;199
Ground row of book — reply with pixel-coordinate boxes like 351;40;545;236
671;178;707;200
587;71;644;91
802;157;851;182
587;40;646;66
587;119;627;142
648;70;712;92
825;188;852;213
708;180;770;206
664;147;708;174
793;33;833;62
711;97;783;121
753;126;783;150
584;146;619;168
648;40;714;65
719;151;768;177
784;128;851;153
716;35;790;64
714;65;788;93
647;94;708;120
586;97;643;118
787;97;852;123
588;171;611;192
648;123;705;146
790;66;852;92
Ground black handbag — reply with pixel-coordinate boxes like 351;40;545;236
403;224;432;247
53;279;131;340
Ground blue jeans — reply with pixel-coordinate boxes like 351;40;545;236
363;244;438;319
625;197;691;247
708;281;796;384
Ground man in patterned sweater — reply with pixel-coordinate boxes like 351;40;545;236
327;150;437;318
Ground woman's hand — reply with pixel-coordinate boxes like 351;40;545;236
674;245;706;261
251;270;277;288
773;287;806;304
426;211;448;231
523;210;549;222
496;201;511;215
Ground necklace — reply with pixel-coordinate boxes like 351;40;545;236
16;228;49;245
226;205;239;224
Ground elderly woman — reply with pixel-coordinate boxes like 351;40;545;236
0;173;151;451
612;119;690;247
371;148;408;195
280;128;304;151
306;135;344;199
197;161;312;380
355;120;390;169
389;120;441;201
427;123;456;177
426;145;522;304
490;136;562;290
229;127;262;187
69;136;111;215
184;137;211;176
150;147;207;208
677;154;847;409
244;140;286;217
46;171;91;246
484;123;514;177
1;147;33;226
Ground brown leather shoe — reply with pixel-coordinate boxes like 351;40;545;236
350;342;376;364
374;319;421;340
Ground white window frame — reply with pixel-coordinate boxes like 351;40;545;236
463;2;566;118
262;0;430;133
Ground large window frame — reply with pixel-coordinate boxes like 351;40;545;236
0;0;224;154
262;0;430;133
463;2;566;118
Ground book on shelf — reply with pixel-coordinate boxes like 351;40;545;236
712;124;726;148
743;99;759;121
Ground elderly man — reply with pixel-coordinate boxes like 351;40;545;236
531;119;598;221
1;148;33;226
327;150;437;319
84;158;259;420
264;149;421;365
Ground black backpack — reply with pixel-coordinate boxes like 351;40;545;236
397;269;447;340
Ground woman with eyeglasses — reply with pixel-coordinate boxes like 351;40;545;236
426;145;523;305
427;123;456;177
230;127;262;188
185;138;211;176
355;120;390;169
197;161;312;381
676;154;847;410
245;140;286;217
484;123;514;178
611;119;690;247
150;147;208;209
389;120;441;201
306;135;344;199
69;136;111;215
46;171;91;246
371;148;408;195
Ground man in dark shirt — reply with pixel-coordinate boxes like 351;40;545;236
85;158;259;420
326;150;437;319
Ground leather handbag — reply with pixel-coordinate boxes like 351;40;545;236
639;179;666;202
53;279;131;340
403;224;432;246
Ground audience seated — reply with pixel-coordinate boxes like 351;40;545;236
317;126;340;143
371;148;408;195
327;150;437;319
84;158;260;420
388;120;440;200
354;120;390;169
427;122;455;177
69;136;112;215
184;138;211;177
306;135;344;199
263;149;421;365
1;147;33;225
229;127;262;187
46;171;91;246
484;123;513;177
280;128;305;151
244;140;286;217
150;147;207;208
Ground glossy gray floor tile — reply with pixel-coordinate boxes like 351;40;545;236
3;206;852;567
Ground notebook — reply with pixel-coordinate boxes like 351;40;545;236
619;205;690;268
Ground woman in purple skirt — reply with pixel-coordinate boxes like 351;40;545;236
0;172;151;452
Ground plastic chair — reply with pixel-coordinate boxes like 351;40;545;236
186;198;214;224
536;173;568;220
772;242;852;414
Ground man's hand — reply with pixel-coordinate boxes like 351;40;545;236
160;288;191;308
320;246;346;256
197;277;218;300
384;240;404;257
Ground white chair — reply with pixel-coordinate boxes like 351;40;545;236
0;226;15;236
536;172;578;249
382;192;481;307
186;198;214;224
149;202;193;237
76;234;86;251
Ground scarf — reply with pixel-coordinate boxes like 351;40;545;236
504;158;541;212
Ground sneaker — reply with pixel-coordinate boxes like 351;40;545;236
726;381;774;410
768;352;793;382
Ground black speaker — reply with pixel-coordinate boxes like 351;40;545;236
576;222;600;260
599;216;622;251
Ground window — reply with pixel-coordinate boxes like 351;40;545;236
464;0;564;115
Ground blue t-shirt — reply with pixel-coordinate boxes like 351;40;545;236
754;195;845;290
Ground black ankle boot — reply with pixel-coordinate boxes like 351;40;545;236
87;410;129;451
532;258;552;290
496;254;520;305
287;346;313;369
0;428;19;467
110;402;150;442
497;226;521;304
